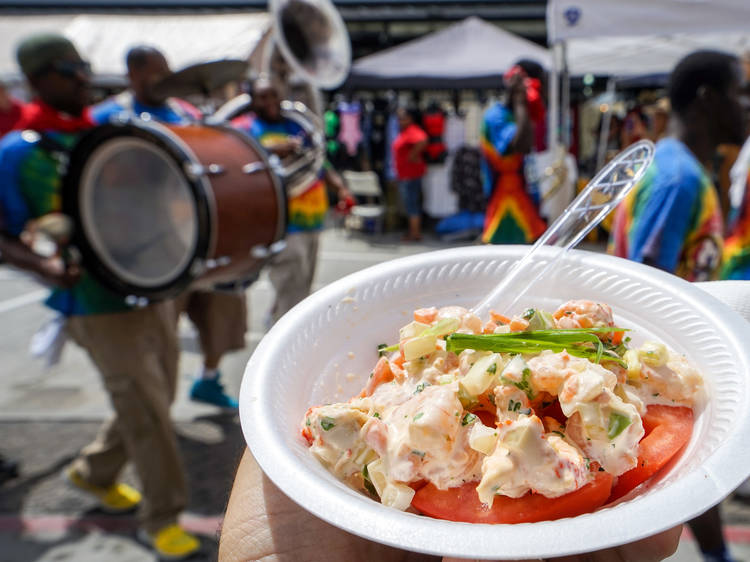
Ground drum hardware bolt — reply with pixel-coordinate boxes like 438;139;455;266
269;240;287;254
242;162;267;175
125;295;149;308
251;245;271;258
216;256;232;266
184;162;205;181
206;164;226;176
205;258;218;269
190;260;206;276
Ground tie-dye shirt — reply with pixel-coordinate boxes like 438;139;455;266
480;102;546;245
609;138;723;282
721;169;750;280
242;117;328;232
91;92;201;125
0;130;130;315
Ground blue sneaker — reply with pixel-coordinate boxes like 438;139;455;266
189;376;238;409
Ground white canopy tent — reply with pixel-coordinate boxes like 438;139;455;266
548;0;749;43
348;17;551;89
546;0;750;150
0;13;270;82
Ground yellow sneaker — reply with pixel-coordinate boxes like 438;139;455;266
141;524;201;560
64;467;141;513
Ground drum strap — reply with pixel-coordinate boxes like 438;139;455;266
37;133;72;173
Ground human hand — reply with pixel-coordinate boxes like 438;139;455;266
274;137;303;158
220;449;681;562
219;449;436;562
36;256;80;289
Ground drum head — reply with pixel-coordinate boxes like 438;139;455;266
64;122;211;299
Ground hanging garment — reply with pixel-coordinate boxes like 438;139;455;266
337;101;363;157
423;162;458;218
324;109;341;162
421;109;447;164
463;102;483;147
451;146;484;213
444;113;466;154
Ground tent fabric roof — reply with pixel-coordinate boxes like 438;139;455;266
347;16;550;89
547;0;750;43
0;13;270;81
568;31;750;79
547;0;750;79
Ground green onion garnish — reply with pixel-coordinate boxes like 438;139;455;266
445;329;627;368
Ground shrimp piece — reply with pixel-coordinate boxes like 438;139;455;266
553;300;614;330
437;306;482;334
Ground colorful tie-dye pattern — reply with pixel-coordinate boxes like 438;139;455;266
0;130;130;315
480;102;546;244
720;169;750;279
609;138;723;282
243;117;329;232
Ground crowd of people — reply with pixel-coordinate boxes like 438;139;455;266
0;27;749;562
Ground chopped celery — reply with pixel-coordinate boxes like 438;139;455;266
607;412;631;439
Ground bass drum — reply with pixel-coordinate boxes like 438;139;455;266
63;118;286;300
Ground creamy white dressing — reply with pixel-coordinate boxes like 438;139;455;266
302;300;703;514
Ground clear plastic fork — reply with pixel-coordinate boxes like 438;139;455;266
472;140;656;319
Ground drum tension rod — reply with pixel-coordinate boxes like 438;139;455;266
184;162;226;179
242;162;267;175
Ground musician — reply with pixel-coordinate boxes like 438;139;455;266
92;46;244;410
0;34;200;560
237;76;350;325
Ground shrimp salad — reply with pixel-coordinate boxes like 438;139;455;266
301;300;704;523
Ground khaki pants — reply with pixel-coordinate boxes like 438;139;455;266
173;290;247;368
67;301;185;533
268;231;320;324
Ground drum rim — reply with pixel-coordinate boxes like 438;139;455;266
63;119;213;300
78;135;201;289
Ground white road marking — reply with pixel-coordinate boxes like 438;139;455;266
0;289;47;314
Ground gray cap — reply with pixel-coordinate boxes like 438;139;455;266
16;33;82;78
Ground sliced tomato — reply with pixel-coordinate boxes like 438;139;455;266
473;409;497;427
608;405;693;502
411;471;613;524
538;399;566;426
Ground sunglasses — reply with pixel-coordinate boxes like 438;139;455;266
40;60;92;79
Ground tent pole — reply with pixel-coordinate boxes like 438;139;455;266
561;41;570;148
595;77;616;172
548;40;562;151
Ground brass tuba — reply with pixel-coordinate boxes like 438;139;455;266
210;0;351;196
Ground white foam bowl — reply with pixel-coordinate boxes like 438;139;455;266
240;246;750;560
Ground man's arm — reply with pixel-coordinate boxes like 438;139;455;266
0;233;79;288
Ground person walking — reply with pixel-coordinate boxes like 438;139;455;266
610;49;745;562
480;59;548;245
392;106;428;241
0;34;200;559
92;46;243;409
237;77;350;325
